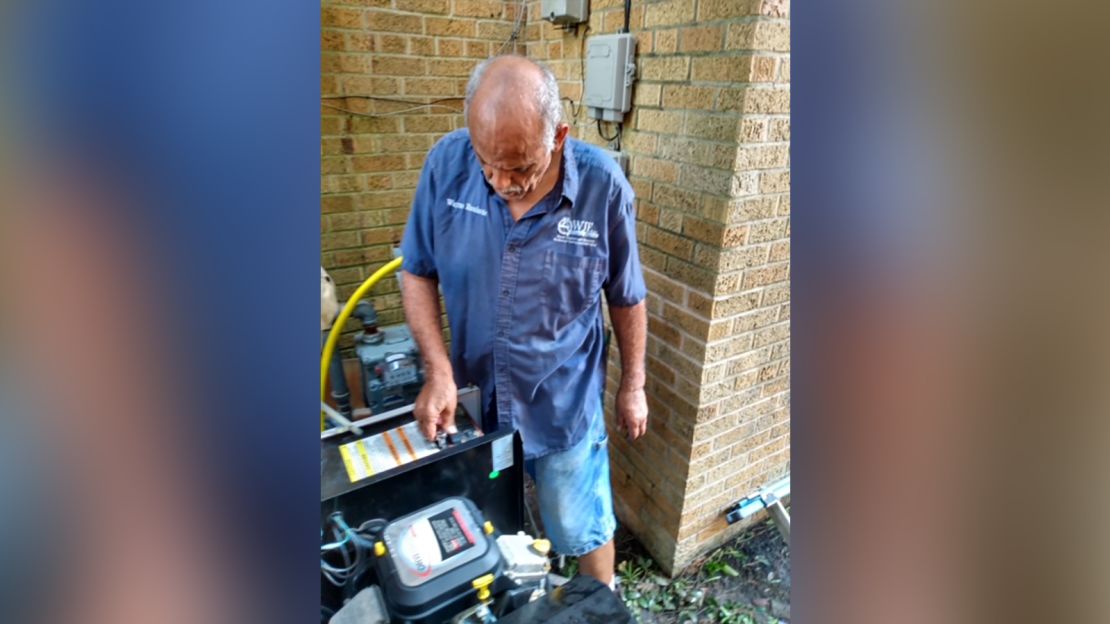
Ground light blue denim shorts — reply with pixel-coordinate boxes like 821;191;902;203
527;414;617;557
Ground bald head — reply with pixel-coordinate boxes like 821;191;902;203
464;55;562;150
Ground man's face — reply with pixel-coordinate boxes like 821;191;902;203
472;135;551;201
470;118;565;202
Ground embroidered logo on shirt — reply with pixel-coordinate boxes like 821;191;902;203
555;217;599;247
447;198;488;217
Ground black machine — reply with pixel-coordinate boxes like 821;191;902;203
321;388;633;623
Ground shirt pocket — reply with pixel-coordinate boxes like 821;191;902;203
541;250;606;331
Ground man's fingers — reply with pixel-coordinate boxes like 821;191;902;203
440;403;457;434
418;416;437;441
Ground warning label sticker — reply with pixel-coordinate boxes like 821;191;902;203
339;421;442;483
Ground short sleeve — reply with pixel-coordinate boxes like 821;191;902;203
400;154;439;278
604;184;647;307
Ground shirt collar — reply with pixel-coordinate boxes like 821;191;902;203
559;138;580;206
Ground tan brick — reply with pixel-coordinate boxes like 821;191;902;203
645;225;694;259
426;16;475;36
661;85;719;110
722;225;748;247
679;165;732;196
322;75;340;96
632;157;680;184
736;145;788;169
778;195;790;216
348;32;374;51
681;217;723;246
376;34;406;53
409;36;436;55
664;256;717;292
396;0;448;13
322;30;345;51
768;118;790;141
633;83;662;107
644;0;696;27
404;76;458;95
652;28;679;54
685;113;737;141
751;56;776;82
656;136;698;163
366;11;424;33
760;0;790;17
742;263;789;289
424;58;477;76
403;115;454;133
321;194;355;214
323;231;360;250
637;109;685;134
347;114;400;133
725;197;775;222
761;170;790;193
477;21;513;39
468;39;493;58
640;56;689;82
739;118;767;143
679;25;724;52
372;57;426;76
652;184;701;213
779;57;791;81
691;56;753;83
698;0;758;20
752;21;790;51
322;7;363;29
719;246;769;272
753;322;789;348
352;154;407;172
768;240;790;262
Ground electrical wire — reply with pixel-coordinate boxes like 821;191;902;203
321;102;463;118
495;0;529;55
597;118;620;142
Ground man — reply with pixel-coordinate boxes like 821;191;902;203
399;55;648;588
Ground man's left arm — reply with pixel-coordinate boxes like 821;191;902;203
604;178;649;441
610;301;648;440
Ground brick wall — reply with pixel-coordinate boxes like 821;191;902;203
321;0;790;575
321;0;523;345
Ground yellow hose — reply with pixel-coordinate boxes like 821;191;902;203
321;256;404;430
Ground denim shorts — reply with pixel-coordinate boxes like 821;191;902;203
526;414;616;557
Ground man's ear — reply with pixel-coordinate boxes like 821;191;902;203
553;123;570;150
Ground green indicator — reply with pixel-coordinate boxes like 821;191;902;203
488;470;500;480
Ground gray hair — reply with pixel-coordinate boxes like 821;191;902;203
464;56;562;150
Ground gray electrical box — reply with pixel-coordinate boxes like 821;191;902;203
541;0;588;26
584;33;637;122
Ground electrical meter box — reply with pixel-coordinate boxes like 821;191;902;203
585;33;637;122
541;0;588;26
375;497;504;623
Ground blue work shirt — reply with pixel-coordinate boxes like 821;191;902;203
401;129;646;459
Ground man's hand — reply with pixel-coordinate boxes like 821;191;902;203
616;386;648;441
413;375;457;441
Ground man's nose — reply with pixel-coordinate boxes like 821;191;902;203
489;169;512;190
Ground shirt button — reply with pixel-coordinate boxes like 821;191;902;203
498;330;506;337
501;288;509;296
507;244;518;253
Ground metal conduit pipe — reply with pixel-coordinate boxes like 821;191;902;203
725;475;791;545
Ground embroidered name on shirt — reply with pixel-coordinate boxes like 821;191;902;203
447;198;488;217
555;217;599;247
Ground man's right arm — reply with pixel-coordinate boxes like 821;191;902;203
401;270;457;440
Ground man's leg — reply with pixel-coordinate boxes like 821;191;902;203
533;414;618;589
577;538;615;586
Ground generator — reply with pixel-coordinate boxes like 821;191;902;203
350;300;424;414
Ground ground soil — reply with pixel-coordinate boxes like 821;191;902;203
524;478;791;623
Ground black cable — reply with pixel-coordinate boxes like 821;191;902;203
623;0;632;33
597;118;619;142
